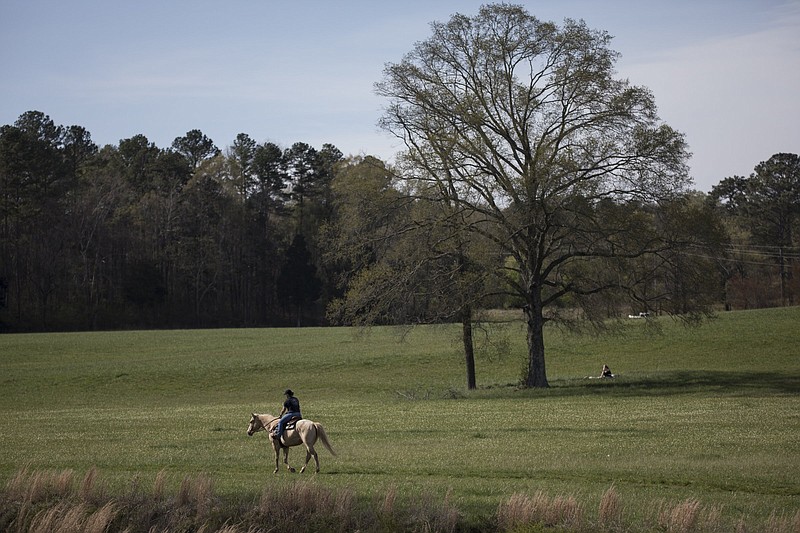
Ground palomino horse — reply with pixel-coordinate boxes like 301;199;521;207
246;413;336;474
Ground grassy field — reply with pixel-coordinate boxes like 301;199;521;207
1;307;799;530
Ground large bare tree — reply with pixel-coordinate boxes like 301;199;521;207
376;4;691;387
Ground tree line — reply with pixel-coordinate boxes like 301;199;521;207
1;109;796;335
0;110;343;331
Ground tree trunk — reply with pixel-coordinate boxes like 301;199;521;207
523;291;549;388
462;306;476;390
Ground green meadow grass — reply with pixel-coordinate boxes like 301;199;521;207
1;307;798;528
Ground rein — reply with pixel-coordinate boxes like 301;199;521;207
258;415;278;433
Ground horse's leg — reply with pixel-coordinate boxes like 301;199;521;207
310;443;320;473
283;446;296;473
298;429;312;473
300;444;312;473
272;444;280;474
300;442;319;474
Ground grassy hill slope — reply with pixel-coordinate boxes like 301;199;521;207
1;307;798;529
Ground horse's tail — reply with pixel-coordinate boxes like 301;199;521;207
315;423;337;456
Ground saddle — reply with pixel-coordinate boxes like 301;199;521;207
283;415;302;431
271;415;302;440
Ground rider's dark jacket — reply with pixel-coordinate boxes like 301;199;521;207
284;396;301;414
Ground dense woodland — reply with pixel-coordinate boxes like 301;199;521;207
0;110;797;332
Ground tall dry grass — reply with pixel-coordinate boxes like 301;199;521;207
658;498;702;533
3;468;800;532
495;490;584;531
25;501;118;533
598;484;623;530
1;468;116;533
494;487;800;533
0;467;462;532
254;480;358;531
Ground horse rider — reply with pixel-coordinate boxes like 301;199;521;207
272;389;302;439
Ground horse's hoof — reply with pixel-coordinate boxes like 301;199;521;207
288;467;296;473
273;469;278;474
300;467;306;474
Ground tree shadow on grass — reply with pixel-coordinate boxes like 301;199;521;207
540;370;800;398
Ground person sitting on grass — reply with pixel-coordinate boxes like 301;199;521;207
601;364;614;378
271;389;302;439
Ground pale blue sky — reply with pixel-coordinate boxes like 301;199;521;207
2;1;798;191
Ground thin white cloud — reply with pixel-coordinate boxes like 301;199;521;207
2;0;798;186
618;5;800;189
